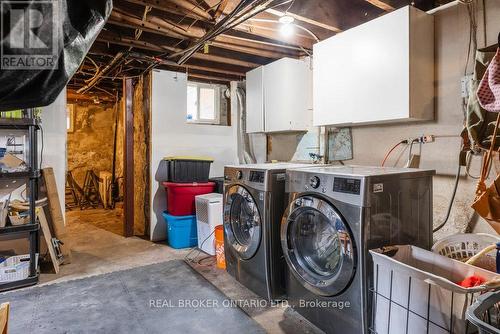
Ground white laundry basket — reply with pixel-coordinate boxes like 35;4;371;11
370;245;500;334
432;233;500;272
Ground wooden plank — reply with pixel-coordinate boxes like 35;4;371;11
123;78;135;238
365;0;395;11
0;303;9;334
42;168;72;264
38;209;60;274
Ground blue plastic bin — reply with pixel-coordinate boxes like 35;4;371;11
162;212;198;249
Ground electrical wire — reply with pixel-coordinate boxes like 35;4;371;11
433;162;462;233
284;0;295;13
465;151;480;179
184;229;216;266
381;140;407;167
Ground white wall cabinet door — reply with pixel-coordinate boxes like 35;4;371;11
246;66;265;133
264;58;311;133
313;6;434;126
245;57;311;133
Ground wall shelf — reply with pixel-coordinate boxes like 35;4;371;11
0;118;39;129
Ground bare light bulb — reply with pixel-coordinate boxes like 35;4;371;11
280;22;295;38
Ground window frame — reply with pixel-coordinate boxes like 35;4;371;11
187;82;221;125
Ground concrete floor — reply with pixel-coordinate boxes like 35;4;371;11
36;208;321;334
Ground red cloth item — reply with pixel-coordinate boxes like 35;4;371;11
458;275;486;288
477;48;500;112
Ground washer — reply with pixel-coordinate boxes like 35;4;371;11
223;163;314;301
281;166;435;333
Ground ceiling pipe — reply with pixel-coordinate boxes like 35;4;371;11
426;0;468;15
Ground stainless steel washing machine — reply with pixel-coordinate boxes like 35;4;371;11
223;163;314;301
281;166;435;334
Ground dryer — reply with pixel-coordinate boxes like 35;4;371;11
281;166;434;334
223;163;313;301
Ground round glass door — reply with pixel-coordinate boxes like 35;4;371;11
224;185;261;260
281;196;356;296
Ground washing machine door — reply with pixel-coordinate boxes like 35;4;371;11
224;185;261;260
282;195;356;297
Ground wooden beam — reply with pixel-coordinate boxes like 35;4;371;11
265;8;341;33
365;0;395;11
121;0;211;21
97;32;261;68
67;90;116;103
214;0;231;19
108;10;301;59
123;78;134;238
169;0;213;21
188;75;230;85
116;1;310;51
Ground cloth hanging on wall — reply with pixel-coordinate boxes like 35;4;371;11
463;46;498;151
477;48;500;112
472;43;500;234
0;0;112;110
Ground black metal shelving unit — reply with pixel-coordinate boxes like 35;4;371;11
0;108;40;291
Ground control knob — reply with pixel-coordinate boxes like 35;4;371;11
309;176;320;189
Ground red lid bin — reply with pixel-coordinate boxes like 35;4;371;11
163;182;216;216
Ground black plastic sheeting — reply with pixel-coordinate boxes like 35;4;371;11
0;0;112;111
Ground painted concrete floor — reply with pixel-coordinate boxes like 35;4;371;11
36;208;322;334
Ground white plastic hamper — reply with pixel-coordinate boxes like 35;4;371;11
369;245;500;334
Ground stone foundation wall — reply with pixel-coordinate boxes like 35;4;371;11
67;103;118;187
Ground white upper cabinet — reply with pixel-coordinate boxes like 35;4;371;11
246;57;312;133
246;66;265;133
313;6;434;126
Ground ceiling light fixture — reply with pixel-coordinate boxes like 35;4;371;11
278;15;294;24
279;15;295;38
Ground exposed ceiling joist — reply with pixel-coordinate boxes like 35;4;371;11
122;0;212;21
214;0;231;19
265;8;341;33
168;0;214;20
188;72;231;84
97;33;261;68
365;0;395;11
107;10;303;59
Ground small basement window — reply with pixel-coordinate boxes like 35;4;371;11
186;82;229;125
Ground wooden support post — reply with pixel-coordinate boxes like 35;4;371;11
123;78;135;237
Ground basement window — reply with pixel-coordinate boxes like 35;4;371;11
187;82;228;125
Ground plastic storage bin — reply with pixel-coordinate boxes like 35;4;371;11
163;182;215;216
370;245;500;334
466;291;500;333
162;212;197;249
164;156;213;183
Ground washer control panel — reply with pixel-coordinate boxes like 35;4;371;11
333;177;361;195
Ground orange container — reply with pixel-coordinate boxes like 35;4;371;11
215;225;226;269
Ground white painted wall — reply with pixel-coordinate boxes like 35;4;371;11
41;91;67;212
150;70;238;241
